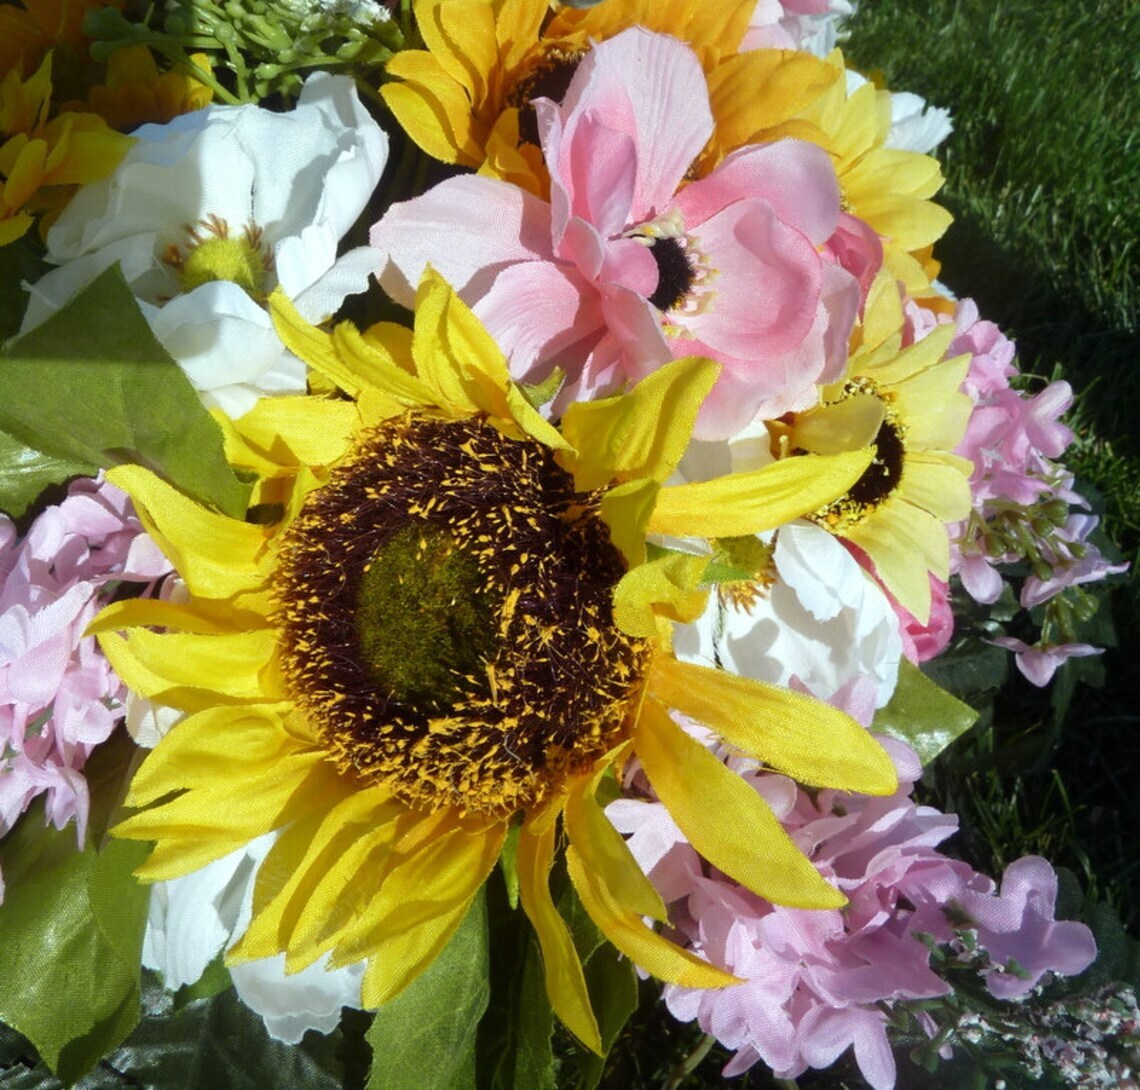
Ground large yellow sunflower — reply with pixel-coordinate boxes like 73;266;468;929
96;271;895;1052
768;273;974;622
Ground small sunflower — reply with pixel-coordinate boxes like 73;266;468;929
0;0;121;77
381;0;759;195
768;273;974;622
96;270;895;1051
0;53;134;246
790;50;954;295
80;45;214;131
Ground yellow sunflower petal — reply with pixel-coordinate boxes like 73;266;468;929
705;49;838;157
648;448;874;538
612;552;709;639
564;778;667;923
649;656;897;795
221;394;359;471
107;464;266;598
356;819;506;1006
559;356;720;491
848;498;948;620
98;627;280;709
516;816;602;1055
902;452;974;523
636;698;844;908
412;268;570;448
122;703;310;805
599;478;660;568
230;786;403;969
789;393;886;455
566;844;739;989
117;750;342;881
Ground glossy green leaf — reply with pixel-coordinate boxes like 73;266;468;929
0;266;251;518
872;659;979;764
0;808;149;1084
0;429;89;519
101;979;348;1090
366;888;489;1090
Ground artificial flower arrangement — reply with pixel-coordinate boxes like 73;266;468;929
0;0;1133;1086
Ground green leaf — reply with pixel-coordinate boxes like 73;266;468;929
872;658;980;764
0;807;149;1084
100;979;348;1090
477;876;556;1090
0;266;252;518
366;889;490;1090
568;943;639;1090
0;429;89;519
0;232;48;342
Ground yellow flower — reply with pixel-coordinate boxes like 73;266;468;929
0;53;134;246
791;51;953;295
768;273;974;622
81;46;214;131
96;271;895;1052
381;0;759;195
0;0;121;77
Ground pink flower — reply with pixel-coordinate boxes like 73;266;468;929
891;575;954;663
611;709;1096;1087
952;856;1096;999
0;476;169;898
1020;513;1129;609
989;636;1103;687
370;27;862;439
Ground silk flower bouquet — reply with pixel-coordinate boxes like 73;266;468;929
0;0;1132;1086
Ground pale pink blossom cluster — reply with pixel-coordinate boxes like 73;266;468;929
0;476;169;899
905;298;1126;683
609;724;1096;1089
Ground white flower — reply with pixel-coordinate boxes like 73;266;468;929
22;73;387;418
143;832;366;1042
673;522;902;708
745;0;856;57
843;70;953;154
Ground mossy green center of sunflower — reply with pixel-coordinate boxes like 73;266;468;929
274;415;650;818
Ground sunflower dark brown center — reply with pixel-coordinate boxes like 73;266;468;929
805;384;907;533
847;414;905;508
507;45;587;146
274;415;650;818
646;236;696;312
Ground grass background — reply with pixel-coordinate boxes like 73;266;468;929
600;1;1140;1085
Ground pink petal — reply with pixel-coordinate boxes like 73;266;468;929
678;198;822;359
674;140;841;247
555;28;712;224
369;175;554;305
542;98;638;245
476;261;604;381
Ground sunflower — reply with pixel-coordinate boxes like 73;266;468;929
788;50;954;295
767;273;974;622
96;270;895;1052
381;0;762;195
0;0;121;78
0;53;135;246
